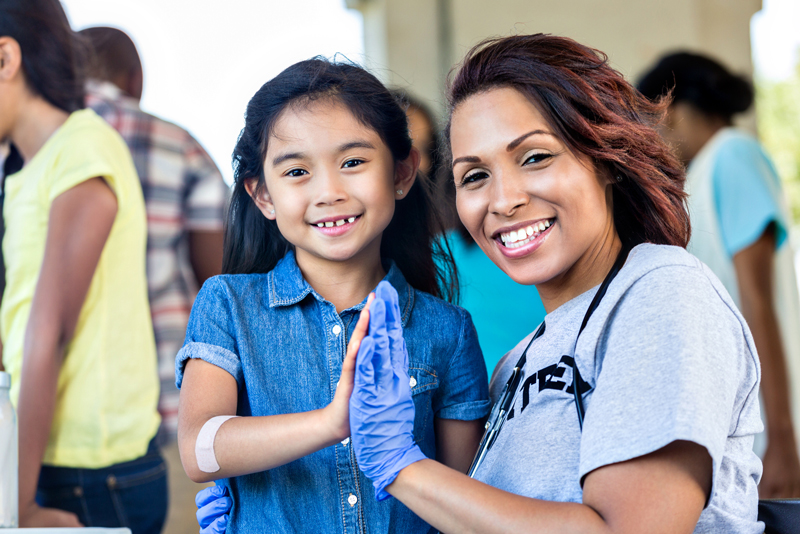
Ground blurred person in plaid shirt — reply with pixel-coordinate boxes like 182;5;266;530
79;30;229;521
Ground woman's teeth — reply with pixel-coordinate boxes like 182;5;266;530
316;217;357;228
499;219;553;248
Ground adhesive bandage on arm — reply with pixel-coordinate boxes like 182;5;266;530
196;415;239;473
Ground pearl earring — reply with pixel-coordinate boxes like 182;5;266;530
269;209;275;214
396;189;403;195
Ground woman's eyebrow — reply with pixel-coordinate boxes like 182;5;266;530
506;129;555;151
452;155;481;167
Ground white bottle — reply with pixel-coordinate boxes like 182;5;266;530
0;371;17;527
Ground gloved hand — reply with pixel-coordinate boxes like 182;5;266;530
350;281;426;501
195;484;231;534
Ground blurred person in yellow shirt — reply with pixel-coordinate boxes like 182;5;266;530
0;0;164;530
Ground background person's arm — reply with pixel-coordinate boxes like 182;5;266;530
733;225;800;497
189;230;223;286
17;177;117;527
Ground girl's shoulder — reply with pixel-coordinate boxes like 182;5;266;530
405;288;478;352
195;272;273;309
407;287;473;328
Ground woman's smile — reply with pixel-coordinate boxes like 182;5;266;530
493;217;556;257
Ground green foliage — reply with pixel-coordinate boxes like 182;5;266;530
756;63;800;223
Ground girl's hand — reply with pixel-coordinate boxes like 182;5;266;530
325;293;375;442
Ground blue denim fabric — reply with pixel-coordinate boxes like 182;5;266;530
176;251;490;533
36;438;167;534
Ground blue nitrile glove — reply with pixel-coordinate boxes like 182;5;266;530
350;281;426;501
196;484;231;534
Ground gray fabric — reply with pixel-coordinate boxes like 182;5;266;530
476;244;763;533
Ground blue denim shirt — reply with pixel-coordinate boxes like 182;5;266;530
176;251;490;533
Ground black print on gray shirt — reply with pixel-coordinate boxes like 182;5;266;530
507;355;590;421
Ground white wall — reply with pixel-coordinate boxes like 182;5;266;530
349;0;762;124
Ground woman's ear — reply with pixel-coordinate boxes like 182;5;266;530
0;37;23;82
244;177;277;220
394;146;421;199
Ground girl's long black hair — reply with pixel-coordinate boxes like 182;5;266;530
224;58;458;302
0;0;86;114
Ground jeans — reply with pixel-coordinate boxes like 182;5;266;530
36;438;168;534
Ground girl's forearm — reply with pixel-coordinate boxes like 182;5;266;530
180;407;344;483
387;460;609;534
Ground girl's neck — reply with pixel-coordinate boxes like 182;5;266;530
11;94;70;163
295;245;387;314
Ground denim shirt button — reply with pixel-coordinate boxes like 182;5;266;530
409;376;417;388
332;325;342;336
347;494;358;506
341;437;350;446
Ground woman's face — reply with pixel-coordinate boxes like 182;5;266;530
450;87;618;302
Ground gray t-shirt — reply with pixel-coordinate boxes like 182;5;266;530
475;244;763;533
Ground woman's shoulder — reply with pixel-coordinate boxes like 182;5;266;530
624;243;723;288
609;243;751;344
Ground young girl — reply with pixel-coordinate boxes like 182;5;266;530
176;58;490;533
0;0;163;529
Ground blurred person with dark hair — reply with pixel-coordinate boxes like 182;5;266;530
393;91;440;180
79;26;228;439
640;52;800;498
0;0;165;530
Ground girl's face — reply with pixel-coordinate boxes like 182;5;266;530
251;99;416;271
450;87;618;303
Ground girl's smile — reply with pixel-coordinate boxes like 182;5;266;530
310;213;362;236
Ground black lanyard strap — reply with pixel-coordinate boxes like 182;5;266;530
468;244;630;478
572;245;631;430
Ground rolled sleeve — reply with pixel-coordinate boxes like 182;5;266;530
713;136;788;257
434;309;491;420
175;342;242;388
175;277;243;388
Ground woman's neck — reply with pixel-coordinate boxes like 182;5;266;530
10;94;70;163
294;245;387;313
536;223;622;315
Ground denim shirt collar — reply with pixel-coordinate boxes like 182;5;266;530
267;250;414;326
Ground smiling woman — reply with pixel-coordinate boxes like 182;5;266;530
346;34;767;534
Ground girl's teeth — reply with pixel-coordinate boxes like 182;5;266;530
316;216;358;228
526;226;534;237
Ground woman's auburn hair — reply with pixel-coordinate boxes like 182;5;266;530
445;33;691;249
